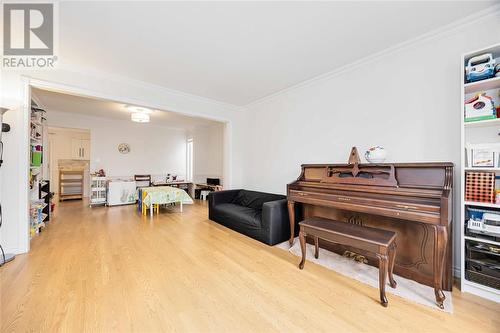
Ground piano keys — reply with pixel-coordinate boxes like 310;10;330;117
287;148;453;309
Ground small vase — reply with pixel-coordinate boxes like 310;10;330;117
365;146;387;163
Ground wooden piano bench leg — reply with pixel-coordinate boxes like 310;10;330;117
287;200;296;246
314;236;319;259
378;254;389;307
299;228;306;270
388;242;397;289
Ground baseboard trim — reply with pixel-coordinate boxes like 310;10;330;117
453;266;461;278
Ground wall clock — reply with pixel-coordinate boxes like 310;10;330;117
118;143;130;154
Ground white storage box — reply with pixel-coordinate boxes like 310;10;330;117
468;213;500;237
107;180;137;206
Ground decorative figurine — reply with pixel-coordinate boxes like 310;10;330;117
365;146;387;163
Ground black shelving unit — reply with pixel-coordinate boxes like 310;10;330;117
39;180;50;222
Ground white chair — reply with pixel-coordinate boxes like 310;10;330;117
200;190;211;201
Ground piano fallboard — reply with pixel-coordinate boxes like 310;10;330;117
288;184;443;225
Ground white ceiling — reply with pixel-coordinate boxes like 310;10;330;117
59;1;497;106
32;88;222;129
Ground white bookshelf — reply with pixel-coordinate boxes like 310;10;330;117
29;101;49;238
460;43;500;303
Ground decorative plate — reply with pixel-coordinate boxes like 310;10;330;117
118;143;130;154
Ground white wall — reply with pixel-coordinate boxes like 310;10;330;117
233;15;500;272
188;123;224;184
47;110;187;179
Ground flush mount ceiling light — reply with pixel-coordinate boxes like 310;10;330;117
126;105;153;114
131;112;150;123
126;105;153;123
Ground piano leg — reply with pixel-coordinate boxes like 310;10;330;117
287;200;296;245
433;225;448;309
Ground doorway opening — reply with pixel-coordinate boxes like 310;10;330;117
25;84;227;244
187;138;193;182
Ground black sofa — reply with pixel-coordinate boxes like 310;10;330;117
208;189;291;245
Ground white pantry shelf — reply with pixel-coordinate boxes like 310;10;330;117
464;236;500;247
464;76;500;94
464;117;500;128
462;279;500;303
464;201;500;209
91;187;106;191
461;42;500;304
464;167;500;171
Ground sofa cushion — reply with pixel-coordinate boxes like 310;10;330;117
212;203;262;229
231;190;284;210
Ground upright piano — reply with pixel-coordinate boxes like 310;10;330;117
287;149;453;308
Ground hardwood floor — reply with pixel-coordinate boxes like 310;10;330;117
1;199;499;332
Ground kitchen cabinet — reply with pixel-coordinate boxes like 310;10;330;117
71;139;90;160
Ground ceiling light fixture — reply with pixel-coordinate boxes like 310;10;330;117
125;105;153;114
126;105;153;123
131;112;150;123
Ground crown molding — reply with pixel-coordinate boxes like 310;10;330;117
46;108;193;132
245;3;500;109
54;62;243;112
48;125;91;134
23;76;236;123
22;4;500;112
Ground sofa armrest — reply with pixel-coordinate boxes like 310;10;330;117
262;199;290;245
208;189;240;207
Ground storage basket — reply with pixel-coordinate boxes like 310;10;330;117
465;171;495;203
466;259;500;279
466;270;500;290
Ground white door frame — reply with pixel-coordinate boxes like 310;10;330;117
18;76;233;253
186;138;194;182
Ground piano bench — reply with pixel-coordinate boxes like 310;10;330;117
298;217;397;307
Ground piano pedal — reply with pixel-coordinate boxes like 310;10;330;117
343;251;368;264
343;250;356;259
354;254;368;264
